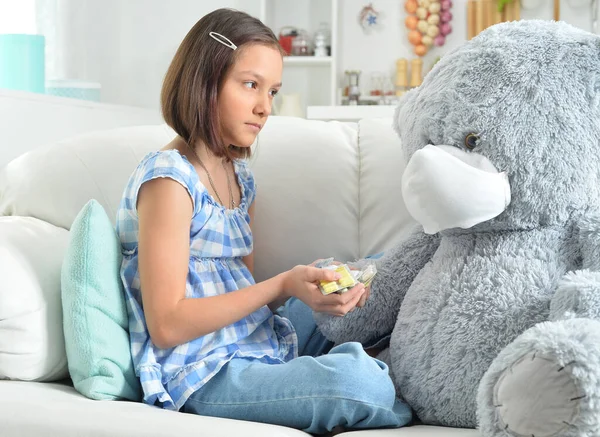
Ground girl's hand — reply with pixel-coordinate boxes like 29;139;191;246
308;259;371;309
356;285;370;308
283;265;366;317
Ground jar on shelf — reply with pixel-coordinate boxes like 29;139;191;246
345;70;361;105
291;29;312;56
278;26;298;55
313;22;330;57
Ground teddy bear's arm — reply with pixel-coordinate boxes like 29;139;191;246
550;213;600;321
480;216;600;437
314;226;440;345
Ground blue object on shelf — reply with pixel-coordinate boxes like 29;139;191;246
0;34;45;93
46;80;101;102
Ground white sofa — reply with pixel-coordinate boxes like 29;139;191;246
0;113;479;437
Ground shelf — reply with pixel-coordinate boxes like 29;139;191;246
283;56;333;67
306;105;397;121
259;0;339;105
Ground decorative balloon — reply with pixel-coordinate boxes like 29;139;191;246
404;0;452;56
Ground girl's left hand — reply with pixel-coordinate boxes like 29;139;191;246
309;259;371;309
356;285;370;308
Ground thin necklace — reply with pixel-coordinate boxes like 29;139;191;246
187;144;236;209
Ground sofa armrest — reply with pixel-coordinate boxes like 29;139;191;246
0;217;69;381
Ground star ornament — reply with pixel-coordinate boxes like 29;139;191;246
359;3;383;33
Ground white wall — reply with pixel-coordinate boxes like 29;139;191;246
32;0;600;110
40;0;332;111
0;0;36;33
0;89;161;167
339;0;600;96
42;0;256;111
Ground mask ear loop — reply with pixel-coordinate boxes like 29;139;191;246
209;32;237;50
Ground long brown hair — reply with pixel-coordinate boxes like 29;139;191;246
161;8;283;160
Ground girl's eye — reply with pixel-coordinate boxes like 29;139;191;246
269;89;279;97
243;81;257;89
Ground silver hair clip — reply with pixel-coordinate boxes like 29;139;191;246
209;32;237;50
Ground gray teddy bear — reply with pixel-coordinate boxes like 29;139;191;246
315;20;600;436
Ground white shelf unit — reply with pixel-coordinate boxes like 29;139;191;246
258;0;339;108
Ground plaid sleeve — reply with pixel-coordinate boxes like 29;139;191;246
132;151;200;216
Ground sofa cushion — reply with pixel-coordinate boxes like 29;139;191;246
1;380;308;437
0;380;480;436
0;217;69;381
358;117;417;258
61;199;141;401
0;118;362;284
249;117;360;281
0;124;175;231
1;117;417;284
0;381;480;437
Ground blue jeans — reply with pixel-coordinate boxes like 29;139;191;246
183;298;412;434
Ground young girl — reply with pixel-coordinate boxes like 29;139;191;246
116;8;411;435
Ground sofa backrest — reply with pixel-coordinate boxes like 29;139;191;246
0;116;415;282
0;89;161;168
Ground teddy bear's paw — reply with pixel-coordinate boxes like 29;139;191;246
493;352;579;436
477;319;600;437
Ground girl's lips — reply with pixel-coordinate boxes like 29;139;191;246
246;123;262;131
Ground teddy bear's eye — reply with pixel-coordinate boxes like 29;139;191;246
464;133;479;150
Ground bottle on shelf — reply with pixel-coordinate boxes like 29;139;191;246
410;58;423;88
313;22;331;57
345;70;361;105
395;58;409;96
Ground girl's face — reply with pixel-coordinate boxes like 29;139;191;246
218;43;283;148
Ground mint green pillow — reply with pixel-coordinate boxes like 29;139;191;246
61;199;141;401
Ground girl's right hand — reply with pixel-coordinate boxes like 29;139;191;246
282;265;366;316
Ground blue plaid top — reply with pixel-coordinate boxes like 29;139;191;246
116;150;298;411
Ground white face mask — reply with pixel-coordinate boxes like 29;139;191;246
401;145;511;234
